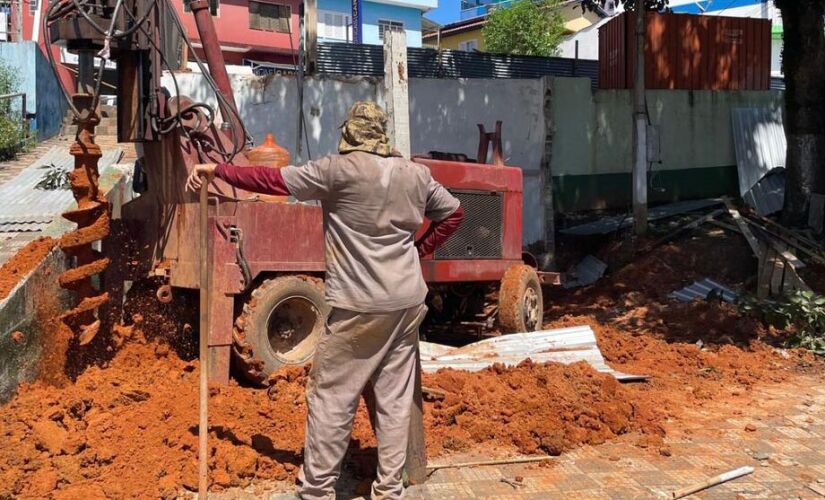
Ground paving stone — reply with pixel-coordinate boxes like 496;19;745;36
553;473;601;492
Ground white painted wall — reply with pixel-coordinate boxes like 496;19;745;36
558;21;603;60
160;72;547;244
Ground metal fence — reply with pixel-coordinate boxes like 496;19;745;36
316;42;600;88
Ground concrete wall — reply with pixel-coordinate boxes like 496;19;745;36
162;72;547;243
0;41;67;140
0;164;133;402
550;77;784;211
161;71;784;237
0;247;70;403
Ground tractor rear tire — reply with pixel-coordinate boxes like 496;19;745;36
232;275;329;385
498;264;543;333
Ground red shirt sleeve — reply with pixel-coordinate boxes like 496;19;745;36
416;206;464;258
215;163;291;196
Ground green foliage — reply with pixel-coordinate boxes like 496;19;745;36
482;0;566;57
738;290;825;355
0;60;28;161
36;163;71;190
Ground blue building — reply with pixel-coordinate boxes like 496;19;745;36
317;0;437;47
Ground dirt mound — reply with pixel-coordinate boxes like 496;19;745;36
0;340;304;498
0;229;817;497
423;360;663;456
0;237;56;301
0;328;667;497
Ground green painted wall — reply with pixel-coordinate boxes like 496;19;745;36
549;77;784;212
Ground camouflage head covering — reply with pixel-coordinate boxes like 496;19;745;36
338;101;393;157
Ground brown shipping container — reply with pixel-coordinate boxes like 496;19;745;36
598;12;771;90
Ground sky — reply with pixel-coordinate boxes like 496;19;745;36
425;0;461;25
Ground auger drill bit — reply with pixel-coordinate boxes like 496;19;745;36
58;90;110;346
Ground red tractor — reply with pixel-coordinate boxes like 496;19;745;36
48;0;554;385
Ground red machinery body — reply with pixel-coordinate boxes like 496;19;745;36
48;0;537;383
123;153;525;382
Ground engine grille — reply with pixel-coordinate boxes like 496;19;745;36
434;191;503;259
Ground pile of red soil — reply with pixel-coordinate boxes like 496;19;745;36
422;360;662;457
545;229;817;427
0;229;816;497
0;237;56;301
0;323;664;497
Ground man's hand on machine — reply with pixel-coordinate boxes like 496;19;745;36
185;163;218;192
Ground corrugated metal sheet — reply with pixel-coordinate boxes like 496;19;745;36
0;147;123;232
563;255;607;289
670;278;738;303
560;199;722;236
732;107;786;216
742;169;785;217
316;43;599;87
599;12;771;90
419;326;648;382
770;77;785;91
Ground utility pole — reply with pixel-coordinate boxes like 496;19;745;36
305;0;317;72
383;29;410;158
296;3;306;162
383;29;422;482
632;7;648;235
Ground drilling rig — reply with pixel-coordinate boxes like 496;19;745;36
46;0;553;385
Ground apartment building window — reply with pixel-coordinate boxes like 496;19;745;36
458;39;478;52
29;0;38;15
318;10;350;41
249;1;291;33
378;19;404;40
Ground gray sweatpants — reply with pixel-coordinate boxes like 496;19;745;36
297;304;427;500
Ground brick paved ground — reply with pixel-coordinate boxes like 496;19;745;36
0;136;65;186
216;372;825;499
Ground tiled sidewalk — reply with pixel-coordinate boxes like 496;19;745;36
219;373;825;499
0;136;65;187
403;374;825;499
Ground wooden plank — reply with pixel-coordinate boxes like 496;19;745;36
724;199;764;260
749;213;824;255
707;219;740;233
639;208;725;254
745;217;825;265
756;243;773;299
769;248;785;296
766;237;806;270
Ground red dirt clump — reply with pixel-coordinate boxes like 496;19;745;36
0;237;56;301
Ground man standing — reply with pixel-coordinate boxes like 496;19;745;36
186;102;464;499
